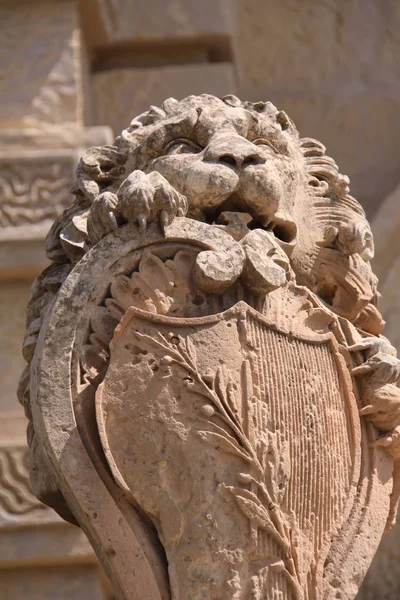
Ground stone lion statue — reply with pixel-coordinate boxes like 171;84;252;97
18;95;400;600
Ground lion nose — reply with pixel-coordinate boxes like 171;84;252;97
218;153;262;169
206;136;265;169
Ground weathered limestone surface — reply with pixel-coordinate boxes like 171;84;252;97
22;95;400;600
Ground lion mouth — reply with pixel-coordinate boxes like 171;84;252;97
205;193;297;245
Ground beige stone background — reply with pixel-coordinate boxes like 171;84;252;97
0;0;400;597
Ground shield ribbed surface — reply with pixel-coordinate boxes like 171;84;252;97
248;316;355;598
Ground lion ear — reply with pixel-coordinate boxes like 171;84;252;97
276;111;290;130
221;95;242;107
162;97;179;114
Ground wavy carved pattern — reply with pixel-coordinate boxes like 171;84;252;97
0;159;72;228
0;447;46;515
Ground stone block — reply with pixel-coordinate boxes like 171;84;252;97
0;411;100;592
371;183;400;284
375;253;400;351
0;126;114;153
92;63;236;134
0;150;75;277
0;282;32;412
368;184;400;349
0;444;50;525
0;413;56;528
0;239;49;280
0;0;84;128
0;412;27;444
233;0;400;95
82;0;232;46
0;564;107;600
233;0;400;218
0;524;94;566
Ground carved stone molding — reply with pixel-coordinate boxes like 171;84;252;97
0;150;77;232
0;414;59;528
0;128;113;279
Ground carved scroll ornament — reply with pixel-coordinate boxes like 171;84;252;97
19;95;400;600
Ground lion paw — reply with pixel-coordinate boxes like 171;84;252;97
373;426;400;459
87;170;188;244
350;337;400;433
87;191;119;245
118;171;187;232
350;337;400;384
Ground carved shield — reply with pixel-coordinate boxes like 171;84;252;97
96;267;363;599
30;220;391;600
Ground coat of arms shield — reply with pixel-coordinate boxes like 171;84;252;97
91;226;389;600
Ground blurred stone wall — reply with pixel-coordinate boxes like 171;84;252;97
0;0;113;598
0;0;399;597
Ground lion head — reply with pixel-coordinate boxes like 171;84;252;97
45;93;380;333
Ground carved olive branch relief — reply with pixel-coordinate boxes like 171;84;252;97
128;327;305;599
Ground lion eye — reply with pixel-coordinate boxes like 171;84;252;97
165;139;202;155
252;138;279;154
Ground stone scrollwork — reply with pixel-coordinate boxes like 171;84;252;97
18;95;400;599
